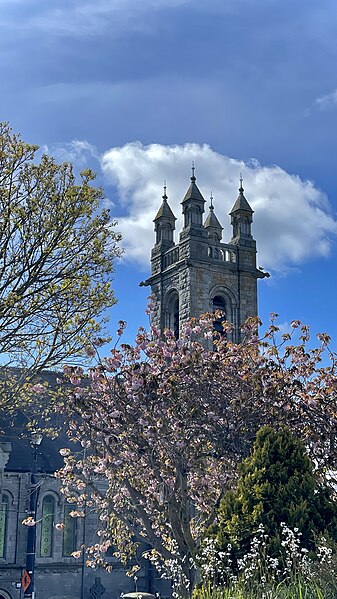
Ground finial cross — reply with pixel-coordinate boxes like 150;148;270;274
191;161;196;180
162;180;167;200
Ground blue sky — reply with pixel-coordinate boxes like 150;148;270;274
2;0;337;345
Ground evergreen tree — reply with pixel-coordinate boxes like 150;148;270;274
209;426;337;564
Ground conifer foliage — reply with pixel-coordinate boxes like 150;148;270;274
210;426;337;567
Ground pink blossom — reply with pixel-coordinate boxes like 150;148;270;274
85;345;96;357
59;448;71;456
22;517;36;526
291;320;302;328
30;383;45;395
56;311;337;594
317;332;331;346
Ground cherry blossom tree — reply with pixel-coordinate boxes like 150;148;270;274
57;313;337;597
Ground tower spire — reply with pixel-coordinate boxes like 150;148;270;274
180;162;206;234
204;191;223;242
229;177;254;242
153;179;176;250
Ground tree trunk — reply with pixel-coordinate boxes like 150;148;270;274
174;558;196;599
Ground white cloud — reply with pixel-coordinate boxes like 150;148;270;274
315;89;337;110
42;139;98;166
100;142;337;274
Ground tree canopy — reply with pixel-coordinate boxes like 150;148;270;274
57;313;337;597
0;123;122;409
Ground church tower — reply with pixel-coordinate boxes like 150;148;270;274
142;169;268;342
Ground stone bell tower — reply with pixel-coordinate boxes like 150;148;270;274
142;169;268;342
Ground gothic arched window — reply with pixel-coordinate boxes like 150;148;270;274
212;296;226;336
40;495;55;557
0;495;9;558
63;503;77;557
166;292;179;339
171;296;179;339
233;217;239;237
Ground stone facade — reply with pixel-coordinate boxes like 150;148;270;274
0;455;170;599
143;173;268;341
0;393;171;599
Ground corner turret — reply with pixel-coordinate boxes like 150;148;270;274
153;182;176;251
230;176;254;242
180;164;207;239
204;192;223;243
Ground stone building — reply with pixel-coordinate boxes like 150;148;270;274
143;169;268;341
0;379;164;599
0;168;267;599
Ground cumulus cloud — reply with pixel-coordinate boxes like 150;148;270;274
100;142;337;274
315;89;337;110
42;139;98;166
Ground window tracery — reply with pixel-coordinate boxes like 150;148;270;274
40;495;55;557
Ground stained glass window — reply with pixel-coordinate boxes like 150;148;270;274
63;503;76;556
40;495;54;557
0;495;9;558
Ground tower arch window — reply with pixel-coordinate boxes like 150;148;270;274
171;296;179;339
166;292;179;339
233;217;239;237
191;206;201;225
240;216;250;235
40;495;55;557
63;502;77;557
212;296;226;336
0;494;9;558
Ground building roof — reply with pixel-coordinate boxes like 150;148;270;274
153;198;176;221
230;185;254;215
181;177;205;204
2;415;72;474
204;207;223;230
0;368;81;474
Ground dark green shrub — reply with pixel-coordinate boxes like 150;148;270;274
207;426;337;572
